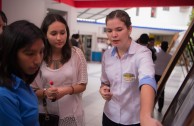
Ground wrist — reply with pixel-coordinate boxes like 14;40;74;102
69;86;74;95
43;88;47;98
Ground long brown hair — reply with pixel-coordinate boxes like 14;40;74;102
41;13;71;64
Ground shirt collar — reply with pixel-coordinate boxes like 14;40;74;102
128;41;138;54
111;40;137;56
11;74;25;90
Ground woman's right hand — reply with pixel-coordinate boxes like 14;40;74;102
45;87;58;101
99;85;113;101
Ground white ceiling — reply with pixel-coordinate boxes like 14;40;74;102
76;8;130;21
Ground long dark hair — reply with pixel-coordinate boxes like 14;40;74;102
0;20;46;89
41;13;71;64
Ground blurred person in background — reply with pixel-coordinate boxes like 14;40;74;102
0;11;7;33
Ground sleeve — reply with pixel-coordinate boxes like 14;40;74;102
137;47;157;92
0;95;24;126
75;47;88;84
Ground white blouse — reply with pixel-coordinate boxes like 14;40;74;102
31;47;87;126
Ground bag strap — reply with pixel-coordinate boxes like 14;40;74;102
42;98;50;119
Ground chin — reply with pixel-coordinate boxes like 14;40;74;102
112;44;119;47
27;69;38;75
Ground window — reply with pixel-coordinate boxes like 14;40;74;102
136;8;139;16
180;7;189;12
163;7;170;11
151;7;157;18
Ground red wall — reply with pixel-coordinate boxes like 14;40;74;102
54;0;194;8
54;0;74;6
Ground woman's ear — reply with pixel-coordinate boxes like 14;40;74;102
128;26;132;35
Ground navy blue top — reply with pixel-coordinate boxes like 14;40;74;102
0;75;39;126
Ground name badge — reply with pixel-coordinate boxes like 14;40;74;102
123;73;135;82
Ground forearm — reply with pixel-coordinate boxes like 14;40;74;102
140;84;155;119
57;83;86;98
34;89;46;99
70;83;86;94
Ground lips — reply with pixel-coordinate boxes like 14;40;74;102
56;42;63;45
112;39;119;42
30;66;39;72
112;40;119;44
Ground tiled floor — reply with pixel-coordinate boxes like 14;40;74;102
83;62;185;126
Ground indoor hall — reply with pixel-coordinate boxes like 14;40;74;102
1;0;194;126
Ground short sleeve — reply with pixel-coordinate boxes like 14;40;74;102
74;47;88;84
136;48;157;92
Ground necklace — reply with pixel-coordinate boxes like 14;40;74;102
48;58;64;69
52;59;61;69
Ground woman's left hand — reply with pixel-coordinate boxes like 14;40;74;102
141;116;163;126
54;87;69;100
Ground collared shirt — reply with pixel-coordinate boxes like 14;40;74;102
0;75;39;126
101;40;157;125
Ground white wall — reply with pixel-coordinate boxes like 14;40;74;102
2;1;192;54
2;0;78;33
46;0;78;34
77;21;179;43
127;7;192;30
77;6;192;53
2;0;46;27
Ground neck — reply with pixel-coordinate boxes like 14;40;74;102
117;39;131;58
116;48;128;58
51;53;62;61
51;48;62;59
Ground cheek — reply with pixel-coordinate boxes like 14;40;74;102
121;32;130;38
106;33;112;39
18;58;28;69
17;54;30;72
62;34;67;41
17;59;27;74
47;36;55;42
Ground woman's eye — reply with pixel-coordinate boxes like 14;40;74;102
60;30;66;35
51;32;57;36
60;32;65;35
106;30;112;33
25;52;34;56
116;28;122;32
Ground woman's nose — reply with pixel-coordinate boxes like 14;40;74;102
34;54;43;66
111;31;118;37
56;34;61;40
